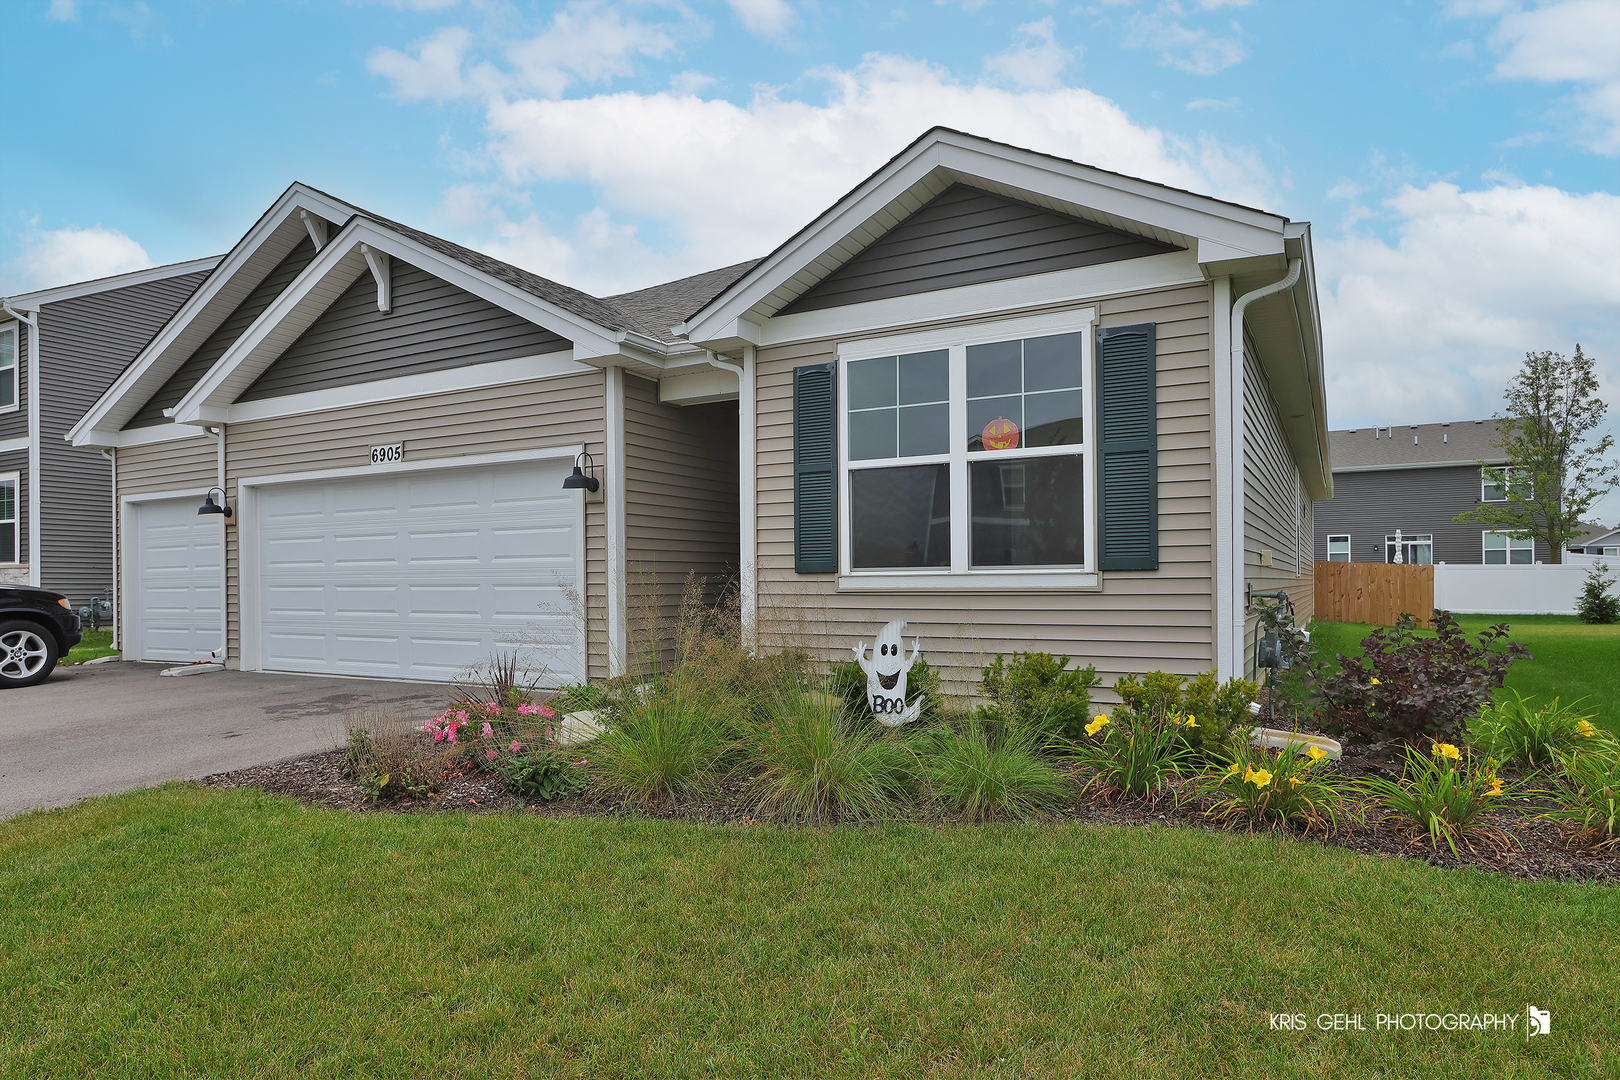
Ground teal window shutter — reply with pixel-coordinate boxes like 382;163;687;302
1096;323;1158;571
794;362;838;573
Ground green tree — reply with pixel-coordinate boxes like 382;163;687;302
1454;345;1618;563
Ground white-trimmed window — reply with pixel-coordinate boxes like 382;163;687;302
0;472;17;564
1483;531;1533;564
839;309;1096;585
1482;467;1530;502
1385;534;1433;565
1327;535;1351;562
0;325;17;412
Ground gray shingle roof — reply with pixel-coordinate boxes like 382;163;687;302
1328;419;1510;471
603;260;762;343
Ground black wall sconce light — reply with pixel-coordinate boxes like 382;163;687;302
197;487;234;519
563;451;600;493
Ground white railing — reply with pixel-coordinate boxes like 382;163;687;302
1433;556;1616;615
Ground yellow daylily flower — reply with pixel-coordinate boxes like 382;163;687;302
1576;720;1597;738
1085;715;1110;736
1183;716;1199;728
1487;776;1505;797
1432;742;1461;761
1226;763;1241;776
1304;745;1328;762
1370;677;1381;686
1289;775;1305;787
1244;766;1273;789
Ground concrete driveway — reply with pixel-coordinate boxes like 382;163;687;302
1;661;447;820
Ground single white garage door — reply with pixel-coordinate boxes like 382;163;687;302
133;496;224;663
254;459;582;683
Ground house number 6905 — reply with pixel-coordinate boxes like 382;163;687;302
370;444;404;465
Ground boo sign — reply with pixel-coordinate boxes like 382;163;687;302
852;619;923;726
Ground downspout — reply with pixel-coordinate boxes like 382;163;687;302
204;424;229;664
702;349;755;647
604;368;626;677
1222;258;1302;680
102;447;118;651
2;300;41;588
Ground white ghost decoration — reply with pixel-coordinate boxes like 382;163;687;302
853;619;923;726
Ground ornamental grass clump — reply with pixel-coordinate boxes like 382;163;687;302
1468;690;1609;769
745;692;915;823
917;722;1070;822
1069;708;1192;802
1194;742;1344;835
1358;741;1515;856
589;691;729;807
342;708;457;801
1544;745;1620;850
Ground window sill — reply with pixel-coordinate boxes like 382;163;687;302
838;571;1100;591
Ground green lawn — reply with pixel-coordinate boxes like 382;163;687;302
0;785;1612;1078
62;628;118;665
1308;615;1620;733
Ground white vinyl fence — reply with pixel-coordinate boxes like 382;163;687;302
1434;554;1617;615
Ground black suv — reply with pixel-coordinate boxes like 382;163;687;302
1;584;84;688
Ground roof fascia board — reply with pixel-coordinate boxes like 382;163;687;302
681;133;1288;341
67;184;359;444
1333;459;1509;474
171;219;632;423
4;256;223;307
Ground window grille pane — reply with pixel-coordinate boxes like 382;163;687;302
1021;332;1083;392
897;350;948;405
848;409;896;461
897;403;948;457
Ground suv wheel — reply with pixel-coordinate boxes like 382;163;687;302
0;621;59;688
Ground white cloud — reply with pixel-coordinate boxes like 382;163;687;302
669;69;717;95
367;26;477;101
1457;0;1620;154
47;0;79;22
1186;96;1239;110
726;0;794;40
983;18;1075;90
3;225;152;293
1124;2;1249;75
460;53;1278;290
1318;181;1620;433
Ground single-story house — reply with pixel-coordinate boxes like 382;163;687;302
1568;523;1619;557
1314;420;1555;565
71;128;1330;693
2;258;219;601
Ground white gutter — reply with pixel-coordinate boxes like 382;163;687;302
702;349;756;646
1218;258;1302;681
2;300;41;588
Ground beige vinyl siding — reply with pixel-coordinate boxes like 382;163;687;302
1242;331;1313;673
622;374;740;668
754;281;1214;702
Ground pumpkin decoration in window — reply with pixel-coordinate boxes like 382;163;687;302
981;416;1020;451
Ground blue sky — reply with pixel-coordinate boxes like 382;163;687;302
6;0;1618;522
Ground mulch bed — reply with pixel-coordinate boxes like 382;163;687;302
201;742;1617;885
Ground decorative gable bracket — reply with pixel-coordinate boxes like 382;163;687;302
300;210;328;252
360;244;392;313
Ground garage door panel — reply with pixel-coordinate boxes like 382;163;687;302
135;498;224;663
256;460;581;683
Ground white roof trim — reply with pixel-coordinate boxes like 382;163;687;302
680;129;1289;344
69;183;361;446
168;218;627;425
2;256;223;308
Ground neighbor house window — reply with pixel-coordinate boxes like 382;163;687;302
1483;531;1533;564
0;473;17;564
0;326;16;411
1385;534;1433;565
1327;535;1351;562
842;311;1094;576
1482;468;1530;502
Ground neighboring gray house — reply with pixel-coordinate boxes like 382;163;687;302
1;259;220;602
1569;524;1619;556
1314;419;1553;565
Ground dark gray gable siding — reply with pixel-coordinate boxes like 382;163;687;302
0;322;26;441
1314;466;1553;566
41;271;209;601
780;185;1181;315
125;239;320;428
236;259;570;402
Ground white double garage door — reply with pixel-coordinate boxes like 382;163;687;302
130;458;583;684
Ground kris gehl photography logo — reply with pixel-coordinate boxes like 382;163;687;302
1270;1005;1551;1039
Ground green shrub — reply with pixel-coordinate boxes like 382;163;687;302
976;652;1100;745
1112;670;1257;761
1194;741;1344;834
1357;741;1514;855
918;723;1070;821
589;692;728;807
1070;708;1191;801
1575;562;1620;624
1545;745;1620;850
829;656;943;726
745;693;915;823
1469;690;1608;769
497;748;589;801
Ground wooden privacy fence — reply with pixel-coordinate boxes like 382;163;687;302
1314;561;1434;626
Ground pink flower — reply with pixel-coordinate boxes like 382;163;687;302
481;721;494;739
485;749;498;761
509;741;522;753
455;710;469;723
433;730;445;742
484;702;499;715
